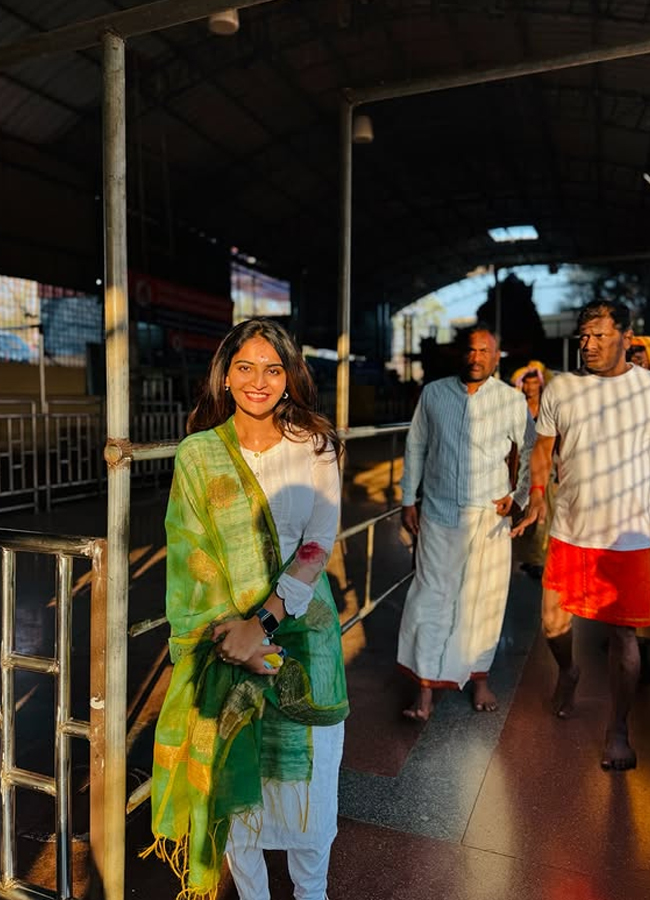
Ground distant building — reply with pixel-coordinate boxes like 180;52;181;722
540;311;577;338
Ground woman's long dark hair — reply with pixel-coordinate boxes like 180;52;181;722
186;318;342;458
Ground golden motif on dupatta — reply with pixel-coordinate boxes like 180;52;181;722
154;739;189;770
206;475;240;510
188;548;220;584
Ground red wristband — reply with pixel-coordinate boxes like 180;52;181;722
530;485;546;497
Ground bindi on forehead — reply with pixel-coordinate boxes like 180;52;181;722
233;353;283;365
233;338;283;365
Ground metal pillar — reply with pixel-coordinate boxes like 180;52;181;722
0;549;17;890
562;336;570;372
101;31;130;900
493;266;502;377
55;555;73;900
403;314;413;383
493;267;501;342
336;98;353;433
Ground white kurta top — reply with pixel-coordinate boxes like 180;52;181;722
230;434;345;851
537;365;650;550
240;434;340;615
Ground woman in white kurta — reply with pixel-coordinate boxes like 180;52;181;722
148;317;347;900
229;436;343;899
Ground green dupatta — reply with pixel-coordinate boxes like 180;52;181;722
144;418;349;899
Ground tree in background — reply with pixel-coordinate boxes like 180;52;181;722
559;266;650;333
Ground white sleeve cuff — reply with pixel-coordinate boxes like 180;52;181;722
277;572;314;617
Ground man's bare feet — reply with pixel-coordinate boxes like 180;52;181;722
402;686;434;722
601;725;637;771
551;665;580;718
472;679;498;712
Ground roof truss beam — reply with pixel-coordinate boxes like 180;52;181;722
0;0;275;68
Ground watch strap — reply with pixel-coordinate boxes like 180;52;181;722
255;607;279;636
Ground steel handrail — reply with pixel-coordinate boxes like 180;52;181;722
125;422;409;462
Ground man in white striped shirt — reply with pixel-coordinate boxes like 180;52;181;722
398;325;535;720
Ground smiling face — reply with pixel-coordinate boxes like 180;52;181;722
578;314;631;377
225;335;287;420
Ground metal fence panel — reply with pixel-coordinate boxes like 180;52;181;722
0;408;185;513
0;530;103;900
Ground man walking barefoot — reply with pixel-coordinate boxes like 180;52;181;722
398;325;535;721
513;299;650;771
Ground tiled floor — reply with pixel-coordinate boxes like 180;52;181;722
240;571;650;900
2;470;650;899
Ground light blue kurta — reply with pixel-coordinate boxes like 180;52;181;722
400;375;535;526
399;375;535;687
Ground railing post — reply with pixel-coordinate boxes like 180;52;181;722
0;548;17;889
30;402;39;513
89;539;108;897
389;432;397;506
102;29;130;900
55;554;73;900
363;522;375;612
45;408;52;512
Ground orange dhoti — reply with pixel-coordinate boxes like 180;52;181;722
543;537;650;628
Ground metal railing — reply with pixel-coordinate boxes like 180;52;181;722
0;405;185;513
0;419;411;896
0;409;409;515
0;530;107;900
338;506;413;634
0;401;40;513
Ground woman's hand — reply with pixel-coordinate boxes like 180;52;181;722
212;617;266;664
241;644;284;676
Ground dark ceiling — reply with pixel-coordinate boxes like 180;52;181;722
2;0;650;334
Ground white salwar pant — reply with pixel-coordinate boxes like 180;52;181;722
226;722;344;900
398;507;512;688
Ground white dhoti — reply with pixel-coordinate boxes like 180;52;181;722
397;507;512;689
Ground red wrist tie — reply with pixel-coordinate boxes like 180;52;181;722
530;485;546;497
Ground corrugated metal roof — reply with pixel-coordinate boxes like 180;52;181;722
12;55;100;110
0;75;77;142
0;0;650;308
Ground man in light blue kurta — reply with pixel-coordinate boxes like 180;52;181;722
398;327;535;720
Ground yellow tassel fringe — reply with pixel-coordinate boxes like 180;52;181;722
139;834;219;900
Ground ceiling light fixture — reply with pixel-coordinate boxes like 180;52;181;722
352;114;374;144
208;8;240;36
643;172;650;186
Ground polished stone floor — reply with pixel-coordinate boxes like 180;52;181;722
1;443;649;900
